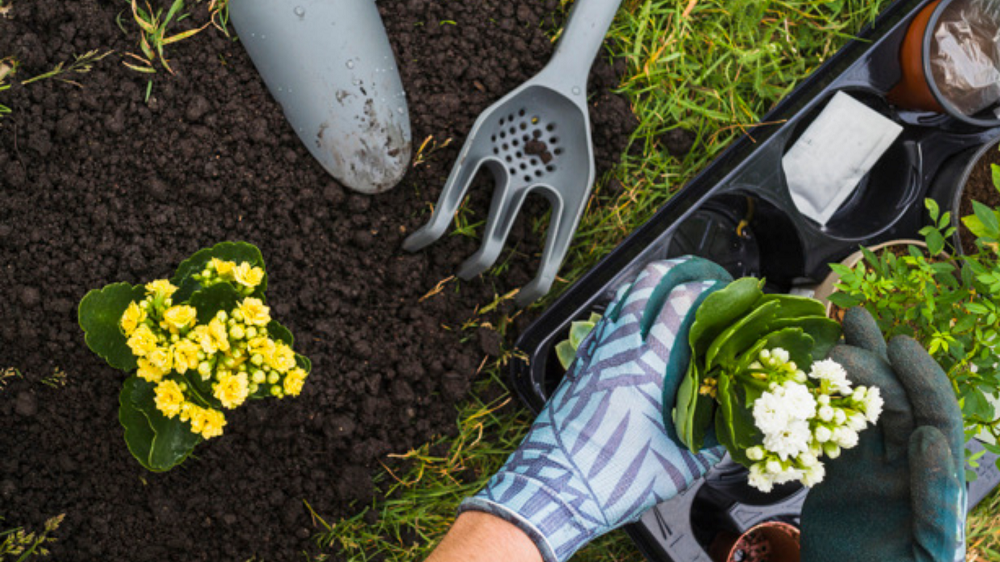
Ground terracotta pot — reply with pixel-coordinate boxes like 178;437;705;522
708;521;801;562
812;239;928;318
888;0;1000;127
888;0;945;113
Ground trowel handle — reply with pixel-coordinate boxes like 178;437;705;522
544;0;624;93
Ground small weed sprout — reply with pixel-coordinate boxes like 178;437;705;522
20;50;113;87
0;513;64;560
0;57;17;118
121;0;212;74
40;367;67;389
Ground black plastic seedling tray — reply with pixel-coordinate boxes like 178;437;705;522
509;0;1000;560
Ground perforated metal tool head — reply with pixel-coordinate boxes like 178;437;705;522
403;0;623;306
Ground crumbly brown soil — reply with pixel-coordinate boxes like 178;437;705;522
959;143;1000;253
0;1;637;560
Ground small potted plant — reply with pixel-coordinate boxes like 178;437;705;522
827;190;1000;456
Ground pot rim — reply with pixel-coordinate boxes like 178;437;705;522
943;139;1000;252
813;239;929;310
921;0;1000;127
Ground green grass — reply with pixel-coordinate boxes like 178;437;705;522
301;1;1000;560
969;487;1000;562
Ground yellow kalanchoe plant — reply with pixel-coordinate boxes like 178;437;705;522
79;241;311;472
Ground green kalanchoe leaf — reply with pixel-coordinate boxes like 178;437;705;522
189;283;244;324
688;277;762;356
553;316;601;371
705;300;780;371
715;374;758;467
568;321;595;349
757;293;826;320
267;319;295;346
119;379;157;470
79;282;147;371
767;317;841;361
171;241;268;302
673;360;702;449
120;377;202;472
555;341;577;371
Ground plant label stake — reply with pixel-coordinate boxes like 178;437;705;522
403;0;624;306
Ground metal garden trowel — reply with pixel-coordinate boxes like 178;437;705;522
403;0;623;306
231;0;411;194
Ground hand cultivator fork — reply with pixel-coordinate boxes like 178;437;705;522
403;0;624;307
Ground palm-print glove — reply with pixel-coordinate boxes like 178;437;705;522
459;257;732;562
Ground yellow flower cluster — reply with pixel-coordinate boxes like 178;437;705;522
120;276;308;441
200;258;265;294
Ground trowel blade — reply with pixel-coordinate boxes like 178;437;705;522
231;0;411;194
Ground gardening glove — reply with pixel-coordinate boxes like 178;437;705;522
801;307;966;562
459;256;733;562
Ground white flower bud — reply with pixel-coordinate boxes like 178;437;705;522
833;427;859;449
798;452;819;468
847;413;867;432
815;425;833;443
747;446;765;461
766;459;783;475
817;394;831;405
802;463;826;487
852;387;867;402
824;442;841;459
834;408;847;425
818;405;834;422
761;349;771;361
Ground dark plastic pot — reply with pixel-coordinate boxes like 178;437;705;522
927;139;1000;252
889;0;1000;127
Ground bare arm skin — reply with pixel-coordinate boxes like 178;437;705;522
426;511;543;562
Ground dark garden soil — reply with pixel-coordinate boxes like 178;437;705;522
959;142;1000;254
0;1;636;560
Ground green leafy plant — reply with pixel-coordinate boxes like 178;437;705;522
554;312;602;370
829;193;1000;462
78;241;312;472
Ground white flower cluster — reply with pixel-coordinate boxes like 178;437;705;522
745;352;883;492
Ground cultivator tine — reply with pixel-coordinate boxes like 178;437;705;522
403;154;485;252
514;189;589;307
456;174;531;280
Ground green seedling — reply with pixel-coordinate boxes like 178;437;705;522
20;50;113;87
122;0;211;74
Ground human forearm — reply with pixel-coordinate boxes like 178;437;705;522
426;511;543;562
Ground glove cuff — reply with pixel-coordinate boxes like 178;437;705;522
459;472;595;562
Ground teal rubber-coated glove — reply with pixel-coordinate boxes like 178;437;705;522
459;257;732;562
801;307;966;562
